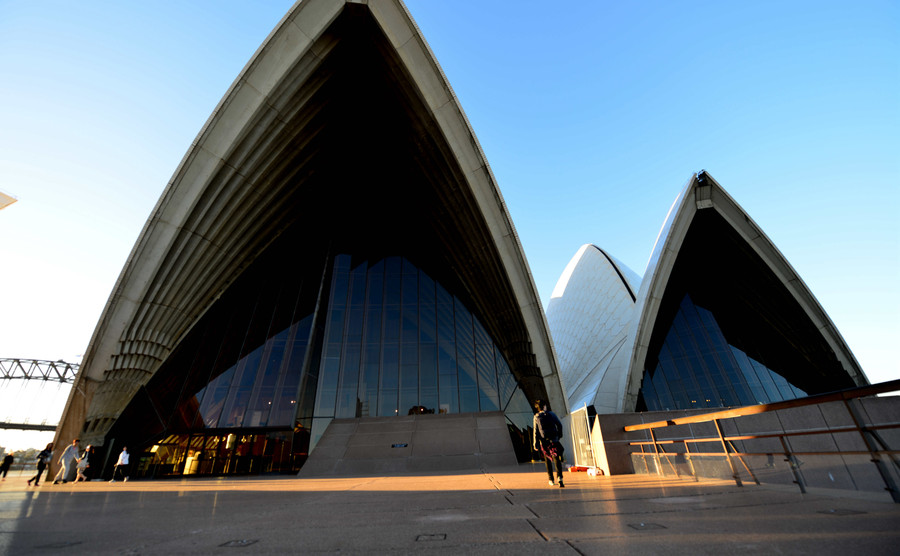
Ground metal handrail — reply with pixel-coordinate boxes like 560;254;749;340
625;379;900;432
624;379;900;502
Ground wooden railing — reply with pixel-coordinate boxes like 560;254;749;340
624;379;900;502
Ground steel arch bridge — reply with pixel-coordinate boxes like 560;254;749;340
0;358;79;432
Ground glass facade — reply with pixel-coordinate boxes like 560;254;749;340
635;210;856;412
107;229;534;478
639;294;807;411
94;8;548;479
309;255;528;445
136;431;297;478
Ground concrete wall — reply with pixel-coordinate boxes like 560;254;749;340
594;396;900;500
299;411;518;477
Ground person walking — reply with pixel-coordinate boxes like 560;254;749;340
73;446;92;483
27;443;53;487
110;447;129;482
533;399;565;488
52;439;80;484
0;453;13;480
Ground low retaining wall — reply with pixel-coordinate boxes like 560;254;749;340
593;396;900;500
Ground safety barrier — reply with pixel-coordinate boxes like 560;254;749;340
624;379;900;502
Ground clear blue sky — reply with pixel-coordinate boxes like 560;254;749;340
1;1;897;448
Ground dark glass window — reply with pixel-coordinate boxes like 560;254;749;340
134;431;299;479
636;210;856;413
271;318;312;426
418;271;438;413
220;346;264;427
495;353;514;408
454;298;478;413
315;254;517;420
108;239;532;478
379;342;399;416
640;294;808;411
198;366;235;427
243;329;288;427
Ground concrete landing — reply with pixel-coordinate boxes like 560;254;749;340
1;466;898;555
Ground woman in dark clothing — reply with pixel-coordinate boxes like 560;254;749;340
0;453;14;479
27;443;53;487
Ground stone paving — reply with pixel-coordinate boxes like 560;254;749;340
0;465;897;555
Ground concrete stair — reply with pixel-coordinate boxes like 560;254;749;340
298;411;518;477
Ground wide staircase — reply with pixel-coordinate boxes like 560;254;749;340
298;411;518;477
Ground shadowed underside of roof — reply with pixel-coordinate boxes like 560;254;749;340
58;0;562;446
622;172;866;410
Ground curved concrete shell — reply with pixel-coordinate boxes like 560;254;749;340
547;245;639;414
623;171;866;410
55;0;564;471
550;171;867;415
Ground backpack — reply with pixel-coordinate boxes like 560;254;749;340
535;410;561;440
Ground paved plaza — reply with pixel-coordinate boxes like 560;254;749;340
0;465;898;555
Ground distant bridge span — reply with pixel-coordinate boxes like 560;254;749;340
0;358;78;383
0;358;79;431
0;421;57;432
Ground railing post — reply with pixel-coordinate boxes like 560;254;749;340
649;428;663;476
684;442;699;481
639;443;651;474
727;439;760;485
779;436;806;494
651;432;681;477
713;419;742;487
843;398;900;503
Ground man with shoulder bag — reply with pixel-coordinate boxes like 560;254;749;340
532;400;565;488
